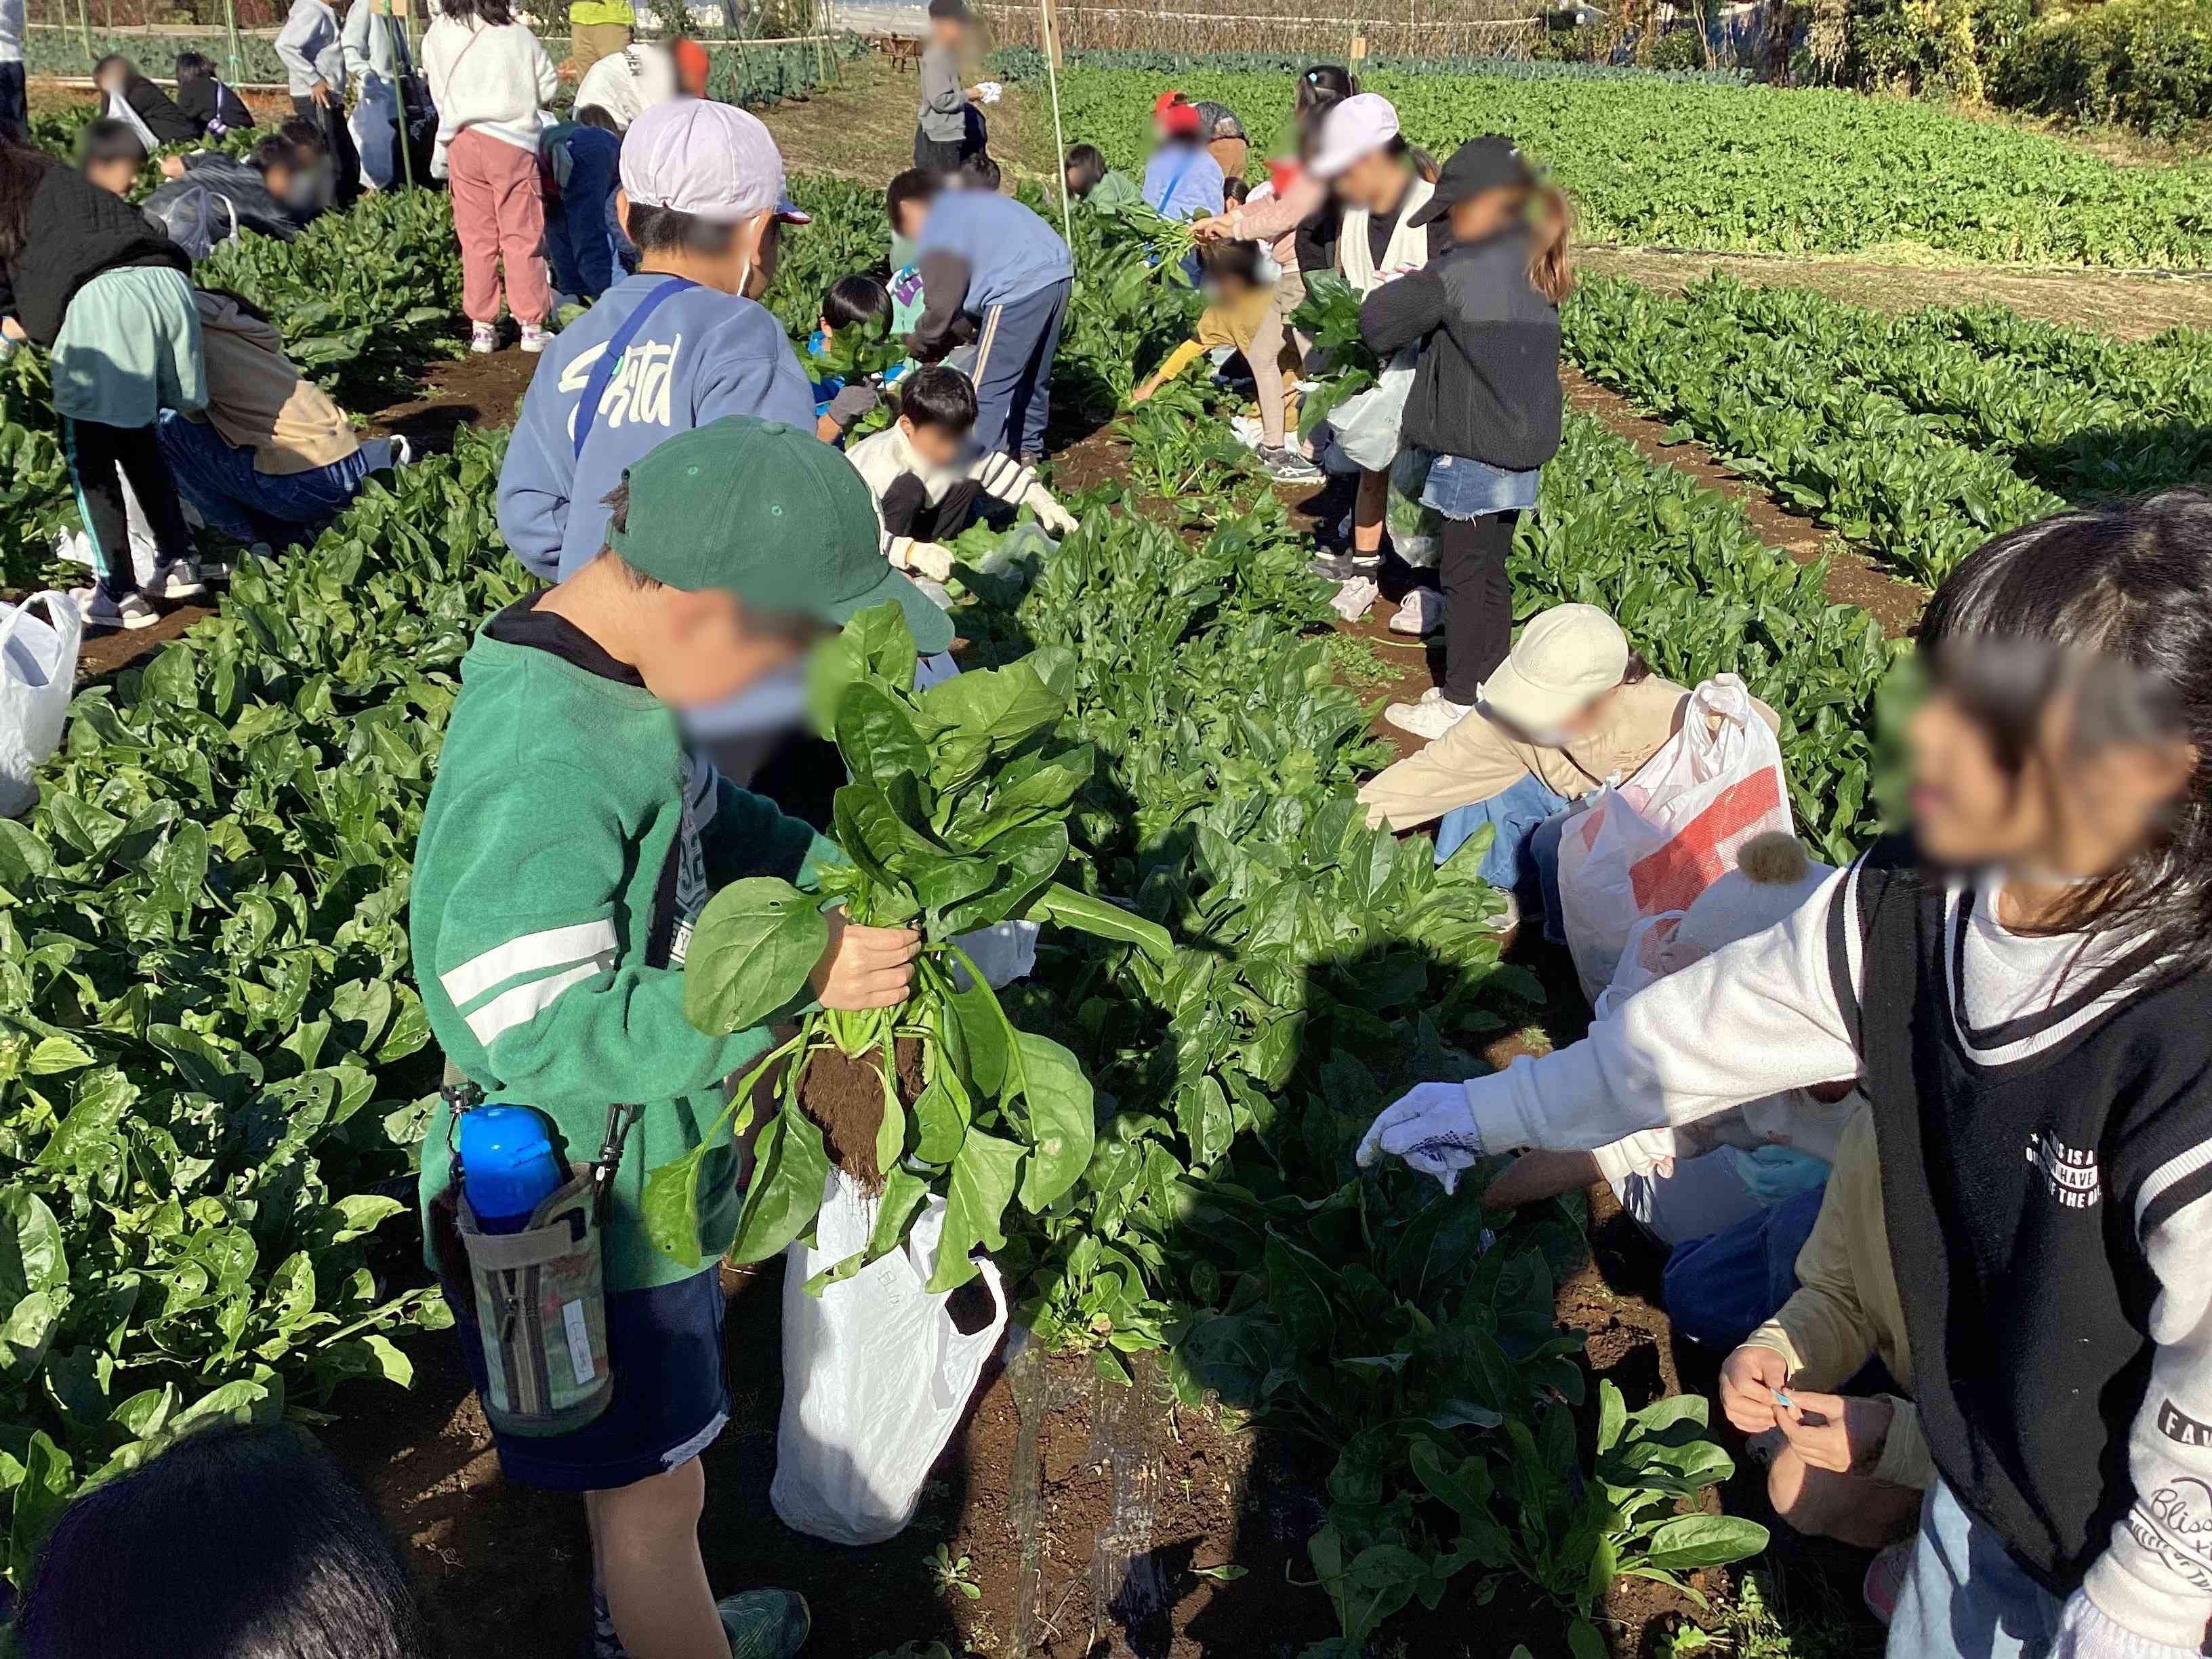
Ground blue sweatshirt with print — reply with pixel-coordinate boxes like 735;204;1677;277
498;272;817;579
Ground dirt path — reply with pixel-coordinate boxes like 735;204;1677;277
762;53;1061;185
1581;245;2212;339
1558;365;1928;636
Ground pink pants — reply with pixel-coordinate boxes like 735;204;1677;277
447;128;551;327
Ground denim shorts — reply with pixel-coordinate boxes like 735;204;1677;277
444;1264;730;1491
1417;451;1542;520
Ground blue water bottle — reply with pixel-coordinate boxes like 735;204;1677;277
457;1105;565;1235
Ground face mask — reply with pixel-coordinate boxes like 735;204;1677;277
889;232;919;271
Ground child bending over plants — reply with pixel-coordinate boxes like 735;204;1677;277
1129;239;1310;483
411;417;956;1659
807;270;905;444
845;363;1077;586
1362;487;2212;1659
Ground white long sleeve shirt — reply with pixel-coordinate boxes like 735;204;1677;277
1465;866;2211;1651
342;0;398;86
423;16;559;152
274;0;346;97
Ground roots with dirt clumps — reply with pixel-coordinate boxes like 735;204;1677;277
796;1036;926;1197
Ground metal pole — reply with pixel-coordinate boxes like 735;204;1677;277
386;0;414;190
222;0;245;85
1039;0;1071;259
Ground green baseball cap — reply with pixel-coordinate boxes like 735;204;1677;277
607;414;956;656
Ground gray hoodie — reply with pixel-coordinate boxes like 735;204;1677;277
274;0;346;97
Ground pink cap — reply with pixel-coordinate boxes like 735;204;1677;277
619;98;808;224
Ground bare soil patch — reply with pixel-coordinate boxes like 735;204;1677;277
1582;245;2212;340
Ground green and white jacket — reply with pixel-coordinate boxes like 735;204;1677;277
410;597;840;1294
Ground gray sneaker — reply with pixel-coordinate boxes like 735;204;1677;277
1258;444;1323;483
718;1589;811;1659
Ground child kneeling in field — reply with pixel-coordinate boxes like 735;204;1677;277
411;415;955;1659
1723;1105;1929;1621
1361;487;2212;1659
845;362;1077;583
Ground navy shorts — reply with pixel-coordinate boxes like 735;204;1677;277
445;1265;730;1492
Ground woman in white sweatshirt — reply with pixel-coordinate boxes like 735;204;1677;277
424;0;558;352
1361;487;2212;1659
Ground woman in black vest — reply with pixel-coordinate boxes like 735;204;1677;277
1358;487;2212;1659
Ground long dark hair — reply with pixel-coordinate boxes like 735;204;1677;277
18;1423;441;1659
1918;486;2212;968
0;139;51;266
441;0;514;24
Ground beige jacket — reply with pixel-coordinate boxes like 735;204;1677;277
187;290;359;476
1742;1107;1933;1493
1359;675;1779;831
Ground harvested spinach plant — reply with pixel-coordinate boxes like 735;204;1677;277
644;605;1170;1292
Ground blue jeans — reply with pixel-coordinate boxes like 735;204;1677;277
970;277;1069;462
1661;1180;1826;1350
157;411;371;546
546;136;625;301
1438;775;1572;941
1889;1481;2065;1659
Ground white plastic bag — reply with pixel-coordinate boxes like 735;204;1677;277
771;1172;1008;1547
1319;345;1418;474
0;592;83;819
1555;676;1792;1004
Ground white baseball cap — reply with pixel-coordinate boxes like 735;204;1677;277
618;98;809;224
1478;604;1631;735
1308;92;1400;181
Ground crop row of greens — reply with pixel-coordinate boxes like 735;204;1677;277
989;43;1752;84
1562;274;2212;586
0;433;523;1586
1046;64;2212;268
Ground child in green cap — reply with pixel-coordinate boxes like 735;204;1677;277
411;414;954;1659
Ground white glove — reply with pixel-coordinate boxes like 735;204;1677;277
949;921;1040;989
2049;1591;2205;1659
1355;1080;1483;1193
1033;496;1078;536
901;541;955;582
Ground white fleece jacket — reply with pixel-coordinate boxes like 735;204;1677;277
423;16;558;152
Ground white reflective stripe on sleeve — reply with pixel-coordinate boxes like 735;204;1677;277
464;954;612;1046
2139;1140;2212;1234
440;918;619;1008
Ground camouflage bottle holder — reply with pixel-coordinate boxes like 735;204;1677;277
457;1165;615;1438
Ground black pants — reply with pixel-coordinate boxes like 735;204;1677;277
62;417;194;596
293;94;361;208
1439;510;1520;706
0;63;24;144
913;127;969;171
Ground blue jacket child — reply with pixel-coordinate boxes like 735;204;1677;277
499;270;817;580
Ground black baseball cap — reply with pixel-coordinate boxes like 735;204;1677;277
927;0;969;18
1408;134;1537;226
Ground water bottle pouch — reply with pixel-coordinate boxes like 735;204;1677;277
457;1164;615;1437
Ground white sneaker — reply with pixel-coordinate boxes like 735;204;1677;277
194;556;236;583
1383;689;1473;740
75;586;159;631
469;323;498;354
1390;588;1445;635
148;558;207;600
1330;575;1378;623
519;323;550;354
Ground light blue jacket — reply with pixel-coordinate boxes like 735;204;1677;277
1141;143;1225;221
498;273;817;579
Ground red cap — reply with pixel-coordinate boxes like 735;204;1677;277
1152;89;1185;117
1162;102;1202;136
1265;157;1300;194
